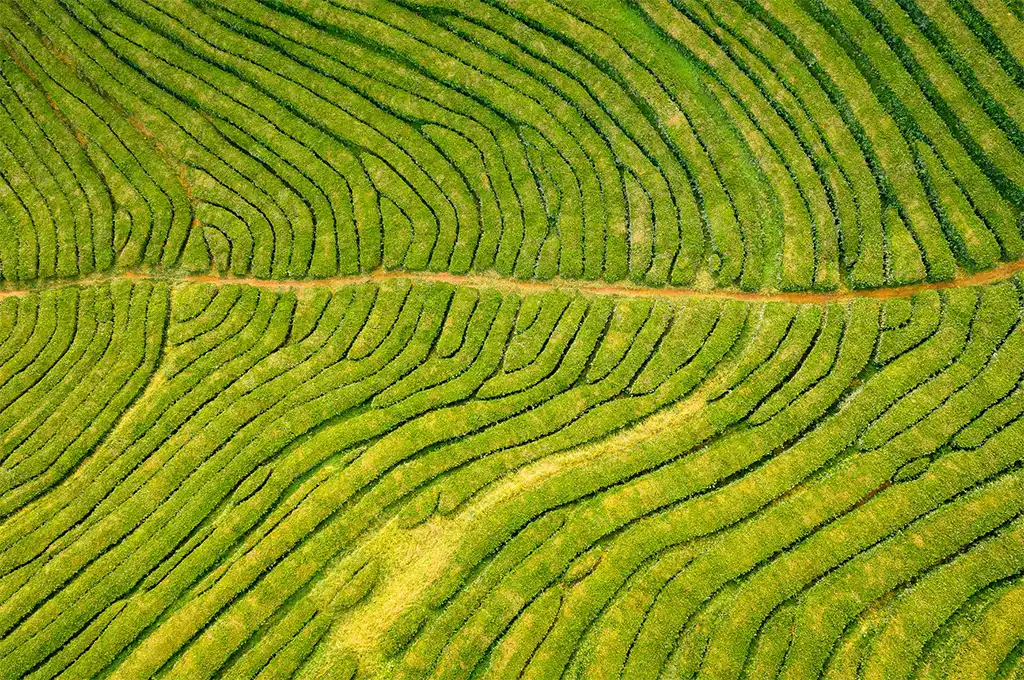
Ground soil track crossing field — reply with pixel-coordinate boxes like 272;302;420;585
5;256;1024;304
3;0;1024;678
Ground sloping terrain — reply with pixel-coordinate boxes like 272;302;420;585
2;1;1024;678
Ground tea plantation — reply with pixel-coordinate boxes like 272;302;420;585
1;0;1024;678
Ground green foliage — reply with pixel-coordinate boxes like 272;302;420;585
2;0;1024;676
1;0;1021;288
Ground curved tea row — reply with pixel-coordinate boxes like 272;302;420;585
1;277;1023;677
2;0;1024;291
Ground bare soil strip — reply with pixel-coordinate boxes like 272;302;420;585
2;258;1024;303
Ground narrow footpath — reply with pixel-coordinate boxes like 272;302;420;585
3;258;1024;303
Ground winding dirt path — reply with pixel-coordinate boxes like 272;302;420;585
3;258;1024;303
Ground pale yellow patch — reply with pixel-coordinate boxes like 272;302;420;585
321;389;711;675
325;516;462;669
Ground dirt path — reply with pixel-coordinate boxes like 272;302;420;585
3;259;1024;303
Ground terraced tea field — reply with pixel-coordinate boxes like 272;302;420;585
2;0;1024;677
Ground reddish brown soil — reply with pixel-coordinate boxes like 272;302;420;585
3;258;1024;303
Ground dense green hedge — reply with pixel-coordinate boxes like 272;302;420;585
2;0;1022;289
3;0;1024;675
